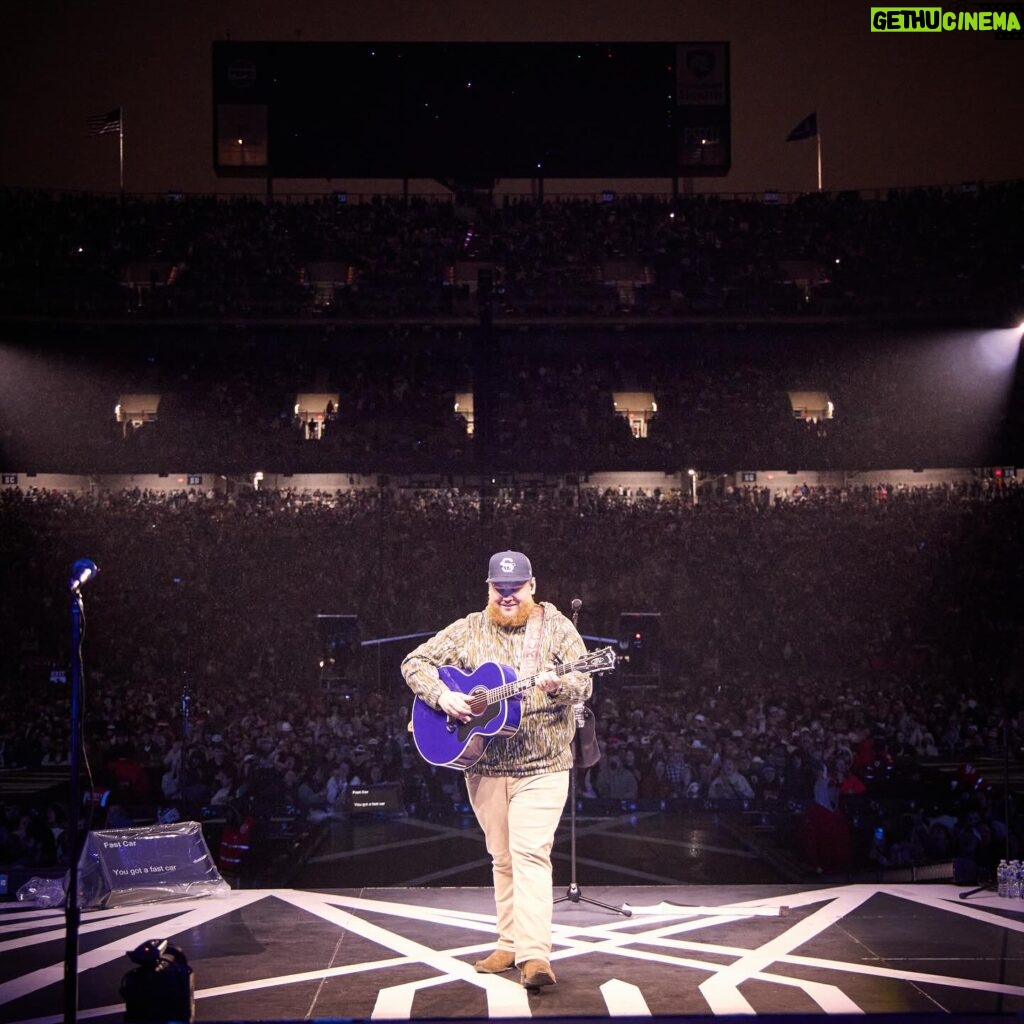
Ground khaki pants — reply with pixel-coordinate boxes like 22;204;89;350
466;770;569;965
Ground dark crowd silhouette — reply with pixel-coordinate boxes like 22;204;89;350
1;182;1021;320
0;181;1022;890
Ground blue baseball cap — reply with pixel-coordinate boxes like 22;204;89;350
486;550;533;583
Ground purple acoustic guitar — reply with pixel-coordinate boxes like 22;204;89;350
411;646;616;770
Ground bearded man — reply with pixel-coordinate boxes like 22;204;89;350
401;549;591;990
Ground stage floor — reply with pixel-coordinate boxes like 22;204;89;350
3;882;1024;1022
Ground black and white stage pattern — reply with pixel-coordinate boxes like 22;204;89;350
2;883;1024;1021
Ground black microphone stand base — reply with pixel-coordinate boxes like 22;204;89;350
958;883;995;900
555;882;631;916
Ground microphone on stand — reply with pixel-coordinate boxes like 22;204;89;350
570;599;584;725
69;559;99;593
553;593;623;916
65;556;100;1024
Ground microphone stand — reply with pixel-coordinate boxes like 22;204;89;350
959;693;1013;900
554;599;631;918
65;559;98;1024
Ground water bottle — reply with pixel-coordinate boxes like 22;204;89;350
997;860;1008;898
1010;861;1021;899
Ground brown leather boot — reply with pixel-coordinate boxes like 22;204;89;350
520;959;556;988
473;949;516;974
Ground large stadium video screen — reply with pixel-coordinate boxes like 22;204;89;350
213;42;730;180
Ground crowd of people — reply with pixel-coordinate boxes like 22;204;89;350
1;480;1021;884
1;178;1021;888
1;182;1020;319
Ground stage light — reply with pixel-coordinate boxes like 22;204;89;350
120;938;194;1023
618;612;661;675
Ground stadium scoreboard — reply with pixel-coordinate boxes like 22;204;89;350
213;41;730;181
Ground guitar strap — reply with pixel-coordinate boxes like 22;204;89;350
519;604;546;676
521;603;601;767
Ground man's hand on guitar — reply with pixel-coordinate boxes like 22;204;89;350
438;688;473;723
537;665;561;695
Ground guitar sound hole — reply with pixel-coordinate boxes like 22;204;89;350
467;687;488;717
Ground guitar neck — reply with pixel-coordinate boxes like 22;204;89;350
488;660;579;706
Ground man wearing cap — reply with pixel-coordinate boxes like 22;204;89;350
402;550;591;989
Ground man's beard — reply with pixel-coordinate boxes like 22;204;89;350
485;595;536;629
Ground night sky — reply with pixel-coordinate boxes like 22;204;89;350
0;0;1021;196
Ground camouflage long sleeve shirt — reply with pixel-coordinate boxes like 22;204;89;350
401;601;592;777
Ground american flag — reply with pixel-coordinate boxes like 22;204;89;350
87;108;122;136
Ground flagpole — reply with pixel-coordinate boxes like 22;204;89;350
118;107;124;194
785;113;820;192
816;119;823;192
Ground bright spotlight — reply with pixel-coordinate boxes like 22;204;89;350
976;328;1021;375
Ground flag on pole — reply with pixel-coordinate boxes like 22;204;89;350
87;108;122;136
786;113;817;142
